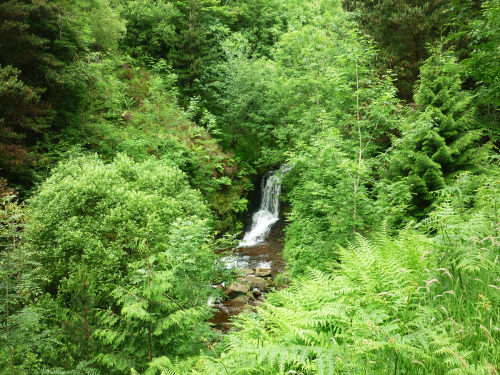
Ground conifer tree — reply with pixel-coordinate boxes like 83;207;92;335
0;66;53;193
391;45;485;215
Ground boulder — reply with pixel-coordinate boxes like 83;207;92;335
252;288;262;297
226;282;249;297
240;275;267;290
232;296;250;304
240;268;255;275
255;268;272;277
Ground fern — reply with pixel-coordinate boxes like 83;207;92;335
174;175;500;374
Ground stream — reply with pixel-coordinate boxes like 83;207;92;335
210;166;289;332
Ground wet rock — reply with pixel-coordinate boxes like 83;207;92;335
233;296;250;304
255;268;272;277
252;288;262;297
240;275;267;290
240;268;255;275
226;282;249;297
246;292;256;300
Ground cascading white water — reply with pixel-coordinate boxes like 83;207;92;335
238;165;291;247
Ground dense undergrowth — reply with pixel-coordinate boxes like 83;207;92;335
179;174;500;374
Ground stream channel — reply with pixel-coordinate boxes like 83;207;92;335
210;166;290;332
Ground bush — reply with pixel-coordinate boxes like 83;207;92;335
26;153;210;304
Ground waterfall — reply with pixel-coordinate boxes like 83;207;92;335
238;165;291;247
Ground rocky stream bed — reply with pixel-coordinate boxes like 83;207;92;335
210;219;286;332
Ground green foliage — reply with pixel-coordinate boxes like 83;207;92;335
284;129;377;274
345;0;451;101
119;0;227;101
35;54;250;232
94;219;218;373
122;64;251;231
119;0;179;59
0;0;68;71
183;173;500;373
0;0;121;193
0;190;64;373
60;0;127;52
275;2;400;271
203;33;280;163
225;0;288;58
26;153;210;304
418;173;500;372
87;0;127;51
463;0;500;141
22;154;230;372
270;4;357;147
59;264;98;365
1;0;497;373
167;0;225;99
0;65;53;193
390;46;487;216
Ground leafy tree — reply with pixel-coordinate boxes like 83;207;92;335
202;34;279;163
120;0;225;101
26;153;210;305
0;0;93;101
0;0;64;192
167;0;226;100
117;62;251;231
258;0;401;271
72;0;127;52
0;0;62;77
225;0;288;57
283;68;399;272
118;0;180;59
23;154;227;372
0;0;118;192
268;0;399;157
284;129;377;273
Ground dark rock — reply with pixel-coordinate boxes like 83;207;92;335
252;288;262;297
